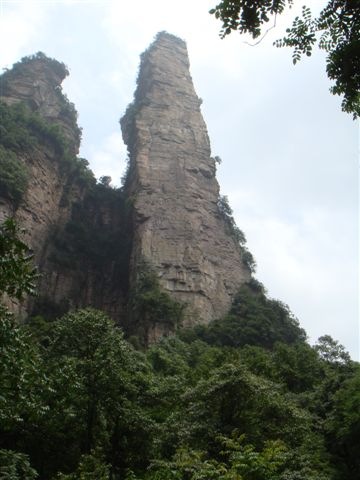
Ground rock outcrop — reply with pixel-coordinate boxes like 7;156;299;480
1;36;253;339
1;53;80;152
121;32;251;325
0;54;80;244
0;54;128;320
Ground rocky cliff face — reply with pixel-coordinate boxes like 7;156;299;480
121;32;251;326
1;36;252;339
1;53;80;152
0;54;128;320
0;55;79;230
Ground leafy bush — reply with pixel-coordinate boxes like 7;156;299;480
66;157;96;188
0;449;38;479
242;247;257;273
217;195;246;244
0;147;28;206
217;194;256;272
0;218;38;299
183;280;306;350
0;102;37;152
1;52;81;143
55;450;110;479
128;261;185;343
3;51;68;80
0;101;93;191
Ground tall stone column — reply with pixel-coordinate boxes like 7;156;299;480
121;32;251;327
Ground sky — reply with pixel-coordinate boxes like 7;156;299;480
1;0;359;359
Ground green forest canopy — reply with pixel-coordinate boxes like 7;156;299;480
0;219;359;480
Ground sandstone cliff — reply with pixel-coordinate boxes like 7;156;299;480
0;54;79;237
1;53;80;151
121;32;251;326
1;36;254;341
0;53;129;319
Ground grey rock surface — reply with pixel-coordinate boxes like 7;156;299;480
122;32;251;326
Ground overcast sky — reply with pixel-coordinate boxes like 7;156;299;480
1;0;359;359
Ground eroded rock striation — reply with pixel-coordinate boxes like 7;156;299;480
121;32;251;326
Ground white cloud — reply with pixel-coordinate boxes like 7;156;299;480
0;1;48;68
228;187;359;358
84;131;127;185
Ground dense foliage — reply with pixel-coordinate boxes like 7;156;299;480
184;279;306;350
127;261;185;346
0;218;38;300
1;301;359;479
1;220;358;479
33;181;132;321
0;147;28;207
0;100;94;201
210;1;360;118
1;52;81;143
2;52;69;82
217;195;256;273
50;183;129;271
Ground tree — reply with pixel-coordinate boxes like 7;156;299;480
0;449;38;480
55;450;111;480
144;436;289;480
210;1;360;118
0;312;48;450
191;281;306;350
43;308;154;477
0;218;42;478
314;334;352;365
0;218;38;300
99;175;112;187
324;366;360;479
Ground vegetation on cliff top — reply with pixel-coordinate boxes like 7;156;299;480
2;52;69;81
0;51;87;205
1;52;81;143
